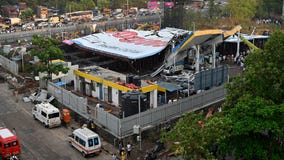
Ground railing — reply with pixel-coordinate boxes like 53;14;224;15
119;86;226;138
47;81;225;138
47;82;88;119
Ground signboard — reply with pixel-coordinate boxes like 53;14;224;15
165;2;175;7
147;1;159;9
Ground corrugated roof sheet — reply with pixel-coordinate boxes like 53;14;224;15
158;82;183;92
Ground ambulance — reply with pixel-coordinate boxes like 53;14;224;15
0;127;21;159
32;102;61;128
68;127;101;157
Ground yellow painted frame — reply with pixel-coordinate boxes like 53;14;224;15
176;29;223;53
74;70;166;93
223;25;242;38
51;59;66;64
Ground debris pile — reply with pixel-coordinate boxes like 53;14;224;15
7;75;23;90
23;89;54;104
15;78;39;94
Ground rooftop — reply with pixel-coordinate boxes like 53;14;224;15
79;65;127;83
0;128;14;138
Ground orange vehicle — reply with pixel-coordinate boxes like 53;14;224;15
0;127;21;159
61;109;71;125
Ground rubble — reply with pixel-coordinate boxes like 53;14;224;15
25;89;54;103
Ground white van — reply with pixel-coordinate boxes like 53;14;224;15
32;102;61;128
68;127;101;157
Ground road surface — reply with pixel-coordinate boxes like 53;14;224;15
0;82;112;160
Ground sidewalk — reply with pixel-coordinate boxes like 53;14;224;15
101;140;118;156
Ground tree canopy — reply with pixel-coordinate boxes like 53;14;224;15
161;112;230;159
30;35;69;80
65;0;96;12
220;95;284;159
19;8;34;21
221;30;284;159
227;0;258;22
207;0;221;19
256;0;283;17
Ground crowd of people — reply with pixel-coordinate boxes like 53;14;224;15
217;49;249;72
235;50;249;71
112;141;132;160
255;17;282;26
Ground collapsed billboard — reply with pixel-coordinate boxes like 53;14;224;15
147;1;159;9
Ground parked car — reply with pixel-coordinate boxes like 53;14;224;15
51;22;63;27
37;22;49;28
91;15;104;21
22;22;35;31
114;13;124;19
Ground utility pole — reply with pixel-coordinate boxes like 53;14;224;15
127;0;129;15
138;94;142;151
48;18;51;37
282;0;284;19
235;30;240;62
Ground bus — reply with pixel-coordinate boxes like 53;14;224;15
65;10;94;21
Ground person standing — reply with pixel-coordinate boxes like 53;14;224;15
126;142;132;158
12;128;16;135
121;148;126;160
17;39;21;45
118;141;123;155
112;153;117;160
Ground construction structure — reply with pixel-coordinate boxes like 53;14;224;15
63;26;242;118
43;25;271;140
217;27;269;58
36;6;48;19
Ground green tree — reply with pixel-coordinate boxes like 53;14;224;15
208;0;221;19
81;0;96;10
30;35;69;80
97;0;112;10
228;0;258;22
65;0;96;12
256;0;283;17
221;31;284;159
19;8;34;21
161;112;230;159
0;1;10;6
220;95;284;159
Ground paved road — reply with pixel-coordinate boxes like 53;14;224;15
0;15;161;44
0;82;112;160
